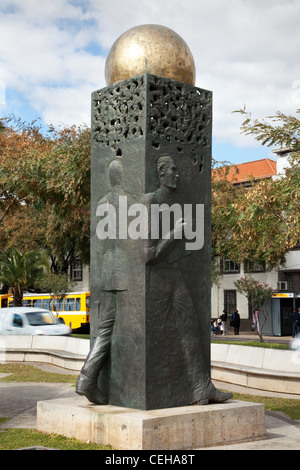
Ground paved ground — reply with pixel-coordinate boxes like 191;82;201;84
0;340;299;450
210;380;300;450
1;378;299;450
204;409;300;450
211;330;293;345
0;362;77;430
0;382;76;430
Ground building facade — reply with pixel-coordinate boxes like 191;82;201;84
211;150;300;335
69;259;90;293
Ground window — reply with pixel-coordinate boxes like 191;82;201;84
222;258;240;274
43;299;51;310
224;290;237;317
287;274;294;291
64;298;75;311
53;298;63;312
13;314;23;327
23;299;32;307
33;299;42;308
25;311;54;325
245;260;266;273
70;259;82;281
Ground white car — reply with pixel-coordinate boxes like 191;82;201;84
290;332;300;351
0;307;71;336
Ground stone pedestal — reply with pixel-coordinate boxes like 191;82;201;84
37;397;266;450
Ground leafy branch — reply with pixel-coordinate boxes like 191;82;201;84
233;107;300;158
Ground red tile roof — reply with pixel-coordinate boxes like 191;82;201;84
213;158;277;184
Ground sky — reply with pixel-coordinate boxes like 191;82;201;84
0;0;299;165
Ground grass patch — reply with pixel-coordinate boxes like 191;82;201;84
0;428;113;450
212;340;289;350
71;334;89;340
231;392;300;420
0;417;10;424
0;363;77;383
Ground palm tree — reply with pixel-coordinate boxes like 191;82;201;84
0;247;49;306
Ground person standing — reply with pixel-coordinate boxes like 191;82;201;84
292;308;300;338
212;320;218;335
232;309;240;335
220;310;228;336
252;309;260;336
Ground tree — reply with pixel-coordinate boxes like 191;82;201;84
0;117;91;272
234;107;300;159
0;247;49;306
212;108;300;269
35;272;75;315
234;276;273;342
212;167;300;268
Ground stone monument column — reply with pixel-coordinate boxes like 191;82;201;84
76;24;232;410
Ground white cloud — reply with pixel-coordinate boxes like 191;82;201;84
0;0;299;156
30;84;93;126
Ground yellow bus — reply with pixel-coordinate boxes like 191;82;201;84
0;292;90;331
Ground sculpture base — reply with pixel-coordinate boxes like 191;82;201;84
37;397;266;450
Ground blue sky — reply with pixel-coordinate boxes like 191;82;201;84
0;0;299;165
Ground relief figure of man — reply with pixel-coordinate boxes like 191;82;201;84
145;155;232;405
76;159;128;404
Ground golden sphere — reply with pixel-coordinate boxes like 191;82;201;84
105;24;196;86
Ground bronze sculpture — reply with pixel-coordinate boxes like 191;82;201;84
77;26;232;409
